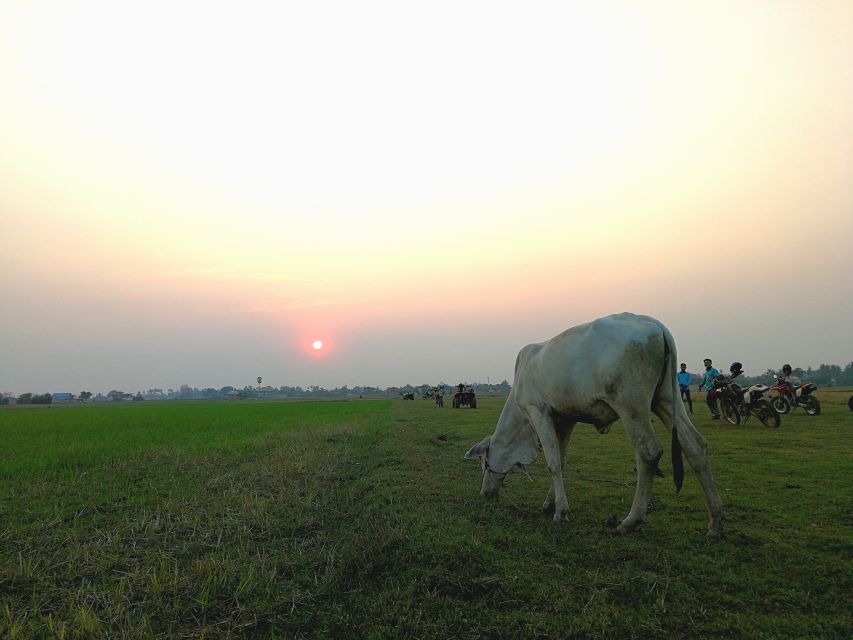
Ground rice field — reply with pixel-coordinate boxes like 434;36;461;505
1;391;851;638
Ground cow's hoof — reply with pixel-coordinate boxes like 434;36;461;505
553;507;569;523
542;501;556;514
706;527;724;541
604;514;619;528
616;518;644;534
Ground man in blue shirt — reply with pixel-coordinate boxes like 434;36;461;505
676;363;693;413
699;358;721;420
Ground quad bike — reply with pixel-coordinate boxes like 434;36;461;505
770;378;821;416
452;388;477;408
730;379;781;428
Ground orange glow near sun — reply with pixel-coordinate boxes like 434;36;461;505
299;330;332;358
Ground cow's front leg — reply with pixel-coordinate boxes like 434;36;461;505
530;410;570;523
542;484;556;514
541;419;575;515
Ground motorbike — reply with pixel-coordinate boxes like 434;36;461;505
730;378;781;428
710;373;741;426
770;378;821;416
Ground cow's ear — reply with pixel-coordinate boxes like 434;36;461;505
464;436;491;459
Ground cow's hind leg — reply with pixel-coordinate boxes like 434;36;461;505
528;408;571;523
618;408;662;533
542;418;576;514
654;400;725;539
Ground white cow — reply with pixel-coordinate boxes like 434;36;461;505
465;313;725;538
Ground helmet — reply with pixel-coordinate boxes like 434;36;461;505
730;362;743;373
782;364;792;374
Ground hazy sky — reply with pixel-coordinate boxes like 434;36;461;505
1;1;851;394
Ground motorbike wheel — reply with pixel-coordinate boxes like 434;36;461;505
756;400;781;428
720;394;740;426
738;402;751;417
804;396;821;416
771;395;790;415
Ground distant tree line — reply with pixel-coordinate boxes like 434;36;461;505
3;366;848;406
2;392;54;405
2;380;514;404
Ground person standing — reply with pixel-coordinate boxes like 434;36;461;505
779;364;801;386
699;358;721;420
677;363;693;413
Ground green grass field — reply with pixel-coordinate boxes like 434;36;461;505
1;392;851;639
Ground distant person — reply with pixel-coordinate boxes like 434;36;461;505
677;363;693;413
779;364;801;386
457;382;465;393
699;358;721;420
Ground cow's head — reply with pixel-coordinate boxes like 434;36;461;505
464;436;505;495
464;392;540;496
464;431;538;497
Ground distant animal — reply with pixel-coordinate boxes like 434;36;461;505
402;393;415;401
465;312;725;539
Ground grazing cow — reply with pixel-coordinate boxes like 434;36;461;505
464;313;725;538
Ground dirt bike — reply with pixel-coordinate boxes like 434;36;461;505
730;380;781;428
770;378;821;416
711;374;741;426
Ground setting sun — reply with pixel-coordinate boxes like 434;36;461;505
312;340;323;351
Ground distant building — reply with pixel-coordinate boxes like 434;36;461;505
51;393;74;403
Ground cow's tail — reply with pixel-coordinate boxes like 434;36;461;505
660;324;685;493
